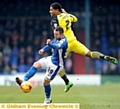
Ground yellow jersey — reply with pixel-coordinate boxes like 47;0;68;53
51;13;78;42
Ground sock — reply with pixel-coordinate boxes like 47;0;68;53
59;69;65;77
44;84;51;99
61;75;69;85
91;51;104;59
100;55;105;59
24;66;37;81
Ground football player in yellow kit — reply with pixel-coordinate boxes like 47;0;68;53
49;2;118;92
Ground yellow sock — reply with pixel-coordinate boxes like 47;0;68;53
91;51;102;59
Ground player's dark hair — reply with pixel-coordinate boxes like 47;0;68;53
55;26;64;34
50;2;62;12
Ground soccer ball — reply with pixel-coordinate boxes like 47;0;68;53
20;81;32;93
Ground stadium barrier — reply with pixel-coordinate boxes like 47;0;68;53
0;73;101;86
101;75;120;84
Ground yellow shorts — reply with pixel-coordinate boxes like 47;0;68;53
66;39;89;57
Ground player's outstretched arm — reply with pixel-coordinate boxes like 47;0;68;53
38;45;51;54
48;39;65;49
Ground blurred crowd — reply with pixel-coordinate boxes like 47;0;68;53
90;0;120;75
0;18;51;74
0;0;119;74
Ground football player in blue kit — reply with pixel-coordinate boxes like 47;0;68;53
15;26;69;104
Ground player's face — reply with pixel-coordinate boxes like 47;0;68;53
54;30;61;40
49;7;57;17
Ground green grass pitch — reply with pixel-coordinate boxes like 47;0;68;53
0;84;120;109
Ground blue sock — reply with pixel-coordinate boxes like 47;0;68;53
24;66;37;81
44;84;51;99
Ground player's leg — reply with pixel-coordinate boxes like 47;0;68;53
58;43;73;92
43;62;62;104
85;51;118;65
59;69;73;92
15;62;39;86
15;57;48;86
71;40;118;65
43;78;52;104
57;40;80;92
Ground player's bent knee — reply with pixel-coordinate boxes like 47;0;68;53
59;69;65;77
33;61;42;69
43;78;50;86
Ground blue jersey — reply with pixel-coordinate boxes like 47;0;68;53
43;36;68;66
